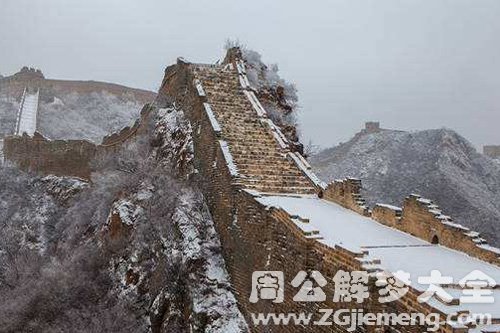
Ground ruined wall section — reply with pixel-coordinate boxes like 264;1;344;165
3;104;154;179
3;133;97;179
320;169;499;266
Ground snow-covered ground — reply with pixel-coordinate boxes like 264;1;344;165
253;192;500;319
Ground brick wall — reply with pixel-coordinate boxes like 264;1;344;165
3;105;153;179
3;133;97;179
484;145;500;159
322;178;370;216
373;195;500;266
157;60;447;332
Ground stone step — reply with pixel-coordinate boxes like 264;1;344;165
239;183;315;194
229;149;285;157
237;178;312;187
236;165;307;177
193;65;315;194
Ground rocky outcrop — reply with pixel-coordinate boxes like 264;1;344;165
0;102;248;332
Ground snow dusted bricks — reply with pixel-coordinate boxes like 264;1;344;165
261;119;290;150
373;194;500;265
288;152;327;190
243;90;266;117
322;178;370;216
219;140;239;177
203;103;221;134
236;60;246;75
233;58;297;153
194;79;206;97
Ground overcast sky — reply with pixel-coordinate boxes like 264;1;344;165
1;0;499;149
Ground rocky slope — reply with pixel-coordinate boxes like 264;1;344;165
311;127;500;246
0;102;248;332
0;67;155;142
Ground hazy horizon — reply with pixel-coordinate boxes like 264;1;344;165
2;0;499;150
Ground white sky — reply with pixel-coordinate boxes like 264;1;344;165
1;0;499;149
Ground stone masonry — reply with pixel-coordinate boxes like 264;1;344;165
484;145;500;159
158;49;500;333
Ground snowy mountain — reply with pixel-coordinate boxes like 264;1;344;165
0;104;247;332
0;68;155;142
311;127;500;246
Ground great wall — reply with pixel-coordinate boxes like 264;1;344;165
484;146;500;160
2;49;500;332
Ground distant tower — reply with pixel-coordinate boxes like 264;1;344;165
364;121;381;133
483;145;500;159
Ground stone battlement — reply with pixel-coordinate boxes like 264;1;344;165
364;121;381;133
322;177;370;216
372;194;500;265
13;66;45;80
484;145;500;159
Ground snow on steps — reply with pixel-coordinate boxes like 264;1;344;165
15;88;39;136
192;63;316;194
219;140;239;177
203;102;221;134
0;139;4;165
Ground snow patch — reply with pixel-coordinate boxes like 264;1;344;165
203;103;221;133
219;140;239;177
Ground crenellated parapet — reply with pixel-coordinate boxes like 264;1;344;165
371;203;402;228
372;194;500;266
322;178;370;216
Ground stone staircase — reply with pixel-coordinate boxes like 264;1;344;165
15;88;39;136
0;139;4;165
192;65;316;194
